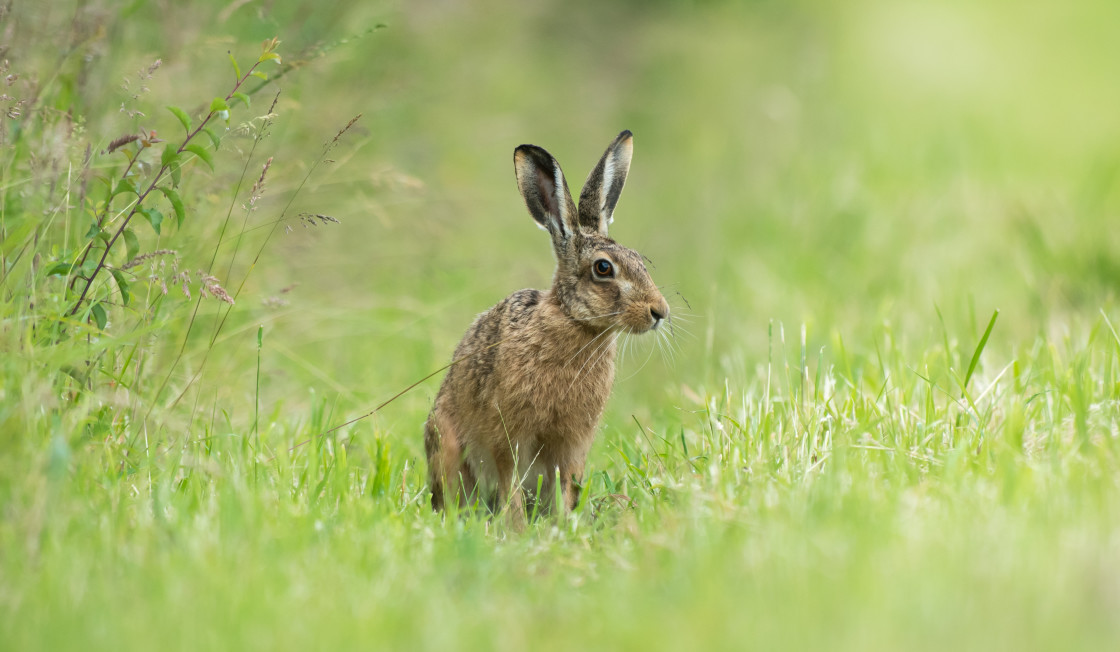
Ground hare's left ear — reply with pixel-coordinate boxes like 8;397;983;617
578;130;633;235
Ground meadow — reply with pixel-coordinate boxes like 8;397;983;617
3;0;1120;649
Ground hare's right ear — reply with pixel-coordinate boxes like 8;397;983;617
514;145;578;242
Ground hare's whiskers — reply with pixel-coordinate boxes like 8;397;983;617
575;325;618;376
624;329;639;365
618;327;658;383
571;310;624;322
566;339;613;399
619;331;632;367
566;329;619;396
586;332;620;379
666;319;696;342
619;335;658;382
583;328;619;376
666;328;684;357
662;327;680;363
654;327;672;365
564;325;614;368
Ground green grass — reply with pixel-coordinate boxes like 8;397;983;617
3;0;1120;649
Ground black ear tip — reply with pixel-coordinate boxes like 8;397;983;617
514;144;557;169
618;129;633;140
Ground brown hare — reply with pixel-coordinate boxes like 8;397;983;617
424;130;669;520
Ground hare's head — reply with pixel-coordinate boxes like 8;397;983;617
514;131;669;335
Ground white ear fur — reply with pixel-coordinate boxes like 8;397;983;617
600;157;616;225
553;164;568;231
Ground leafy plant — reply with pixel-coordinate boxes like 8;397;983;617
0;32;356;436
58;38;283;330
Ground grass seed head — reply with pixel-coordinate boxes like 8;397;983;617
121;249;177;270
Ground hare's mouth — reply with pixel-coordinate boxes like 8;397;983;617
624;318;663;335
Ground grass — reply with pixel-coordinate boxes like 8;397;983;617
3;0;1120;649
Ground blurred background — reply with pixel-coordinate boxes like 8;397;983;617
8;3;1120;649
10;0;1120;448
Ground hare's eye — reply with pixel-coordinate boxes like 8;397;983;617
593;259;614;278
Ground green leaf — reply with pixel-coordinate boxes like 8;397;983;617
114;179;138;197
230;92;250;109
228;52;242;83
202;127;222;151
45;262;75;276
210;97;229;114
157;186;185;228
258;51;281;64
139;207;164;235
167;106;191;134
171;164;181;188
110;269;131;307
91;303;108;330
161;145;182;169
84;222;101;240
184;144;214;171
123;228;140;261
250;70;268;81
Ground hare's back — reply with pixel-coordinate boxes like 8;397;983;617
444;289;544;394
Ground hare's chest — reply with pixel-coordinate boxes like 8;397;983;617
496;334;616;433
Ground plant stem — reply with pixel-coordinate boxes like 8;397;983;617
254;324;263;447
68;151;142;293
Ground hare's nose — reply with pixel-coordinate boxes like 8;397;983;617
650;305;667;323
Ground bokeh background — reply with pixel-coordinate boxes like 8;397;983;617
6;1;1120;648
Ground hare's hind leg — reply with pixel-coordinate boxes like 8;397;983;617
423;418;447;511
425;416;475;512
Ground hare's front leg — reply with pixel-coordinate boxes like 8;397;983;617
493;452;526;528
561;463;585;511
526;462;582;517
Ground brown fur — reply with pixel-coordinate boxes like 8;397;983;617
424;131;669;520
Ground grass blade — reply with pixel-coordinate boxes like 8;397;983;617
963;309;999;391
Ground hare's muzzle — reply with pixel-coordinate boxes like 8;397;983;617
648;298;670;330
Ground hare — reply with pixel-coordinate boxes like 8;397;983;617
423;130;669;520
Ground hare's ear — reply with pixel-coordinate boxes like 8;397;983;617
577;130;633;236
514;144;578;242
